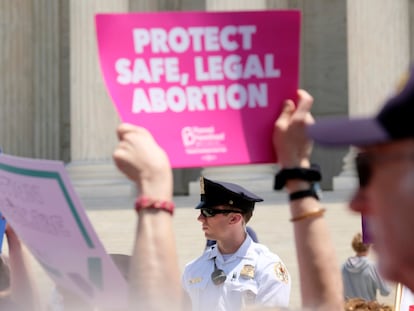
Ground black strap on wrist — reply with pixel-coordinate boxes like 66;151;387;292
289;189;319;201
274;165;321;190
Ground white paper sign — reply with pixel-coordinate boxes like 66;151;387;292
0;154;128;308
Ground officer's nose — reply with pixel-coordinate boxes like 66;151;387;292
197;212;205;222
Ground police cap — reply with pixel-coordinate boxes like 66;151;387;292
195;177;263;212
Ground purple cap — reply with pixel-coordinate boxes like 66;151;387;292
307;66;414;147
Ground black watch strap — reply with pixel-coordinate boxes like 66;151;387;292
289;182;322;201
289;189;319;201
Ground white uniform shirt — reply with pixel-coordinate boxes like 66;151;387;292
182;235;291;311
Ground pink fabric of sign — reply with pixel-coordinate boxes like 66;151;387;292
96;11;301;168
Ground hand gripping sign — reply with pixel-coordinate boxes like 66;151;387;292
95;10;301;168
0;154;128;309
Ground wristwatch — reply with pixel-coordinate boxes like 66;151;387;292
289;182;322;201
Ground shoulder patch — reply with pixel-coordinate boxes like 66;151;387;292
274;262;289;283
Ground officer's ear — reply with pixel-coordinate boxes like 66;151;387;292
229;213;243;224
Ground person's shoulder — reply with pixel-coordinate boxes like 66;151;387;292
358;255;376;267
249;242;281;259
184;248;211;270
247;243;288;272
183;249;215;284
248;241;268;251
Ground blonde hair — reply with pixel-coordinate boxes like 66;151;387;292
345;298;393;311
352;233;370;254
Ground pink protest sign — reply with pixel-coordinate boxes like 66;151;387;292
95;11;300;168
0;154;128;308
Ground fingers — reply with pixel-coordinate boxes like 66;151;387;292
113;124;162;166
275;100;295;131
113;125;139;170
276;89;313;126
116;123;134;140
285;89;315;127
116;123;150;140
294;89;313;119
281;99;296;115
112;142;129;162
297;90;315;126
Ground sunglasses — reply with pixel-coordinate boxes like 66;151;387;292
200;208;242;217
355;152;414;187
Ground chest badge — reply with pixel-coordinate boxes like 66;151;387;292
240;264;255;279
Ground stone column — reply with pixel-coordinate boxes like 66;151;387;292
0;1;70;160
207;0;267;10
32;0;64;160
333;0;410;190
58;0;71;163
67;1;131;205
411;0;414;59
287;0;348;190
0;1;34;157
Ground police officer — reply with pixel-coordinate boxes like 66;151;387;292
182;177;291;311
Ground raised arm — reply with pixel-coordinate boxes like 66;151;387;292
113;123;183;311
273;90;343;310
6;224;41;311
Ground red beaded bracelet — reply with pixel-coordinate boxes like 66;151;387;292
134;196;175;215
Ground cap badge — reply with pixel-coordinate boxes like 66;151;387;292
396;70;410;93
240;264;255;279
200;177;205;195
228;200;234;205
